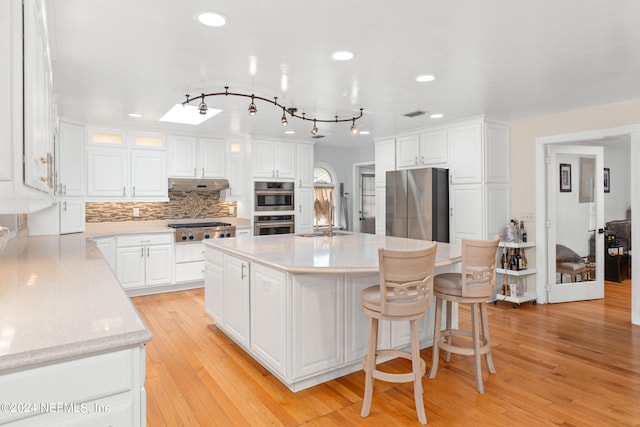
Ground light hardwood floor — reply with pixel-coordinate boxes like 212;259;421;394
132;281;640;426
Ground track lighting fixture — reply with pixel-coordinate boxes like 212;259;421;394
182;87;364;135
198;94;208;115
248;95;257;116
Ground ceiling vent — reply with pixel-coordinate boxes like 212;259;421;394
403;110;427;118
311;135;325;139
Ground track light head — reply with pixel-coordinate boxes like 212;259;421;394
248;95;257;116
350;119;357;134
281;107;288;125
198;94;208;115
311;119;318;135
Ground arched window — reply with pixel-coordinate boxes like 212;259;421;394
313;166;335;227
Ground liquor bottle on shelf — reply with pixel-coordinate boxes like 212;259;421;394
500;251;506;269
502;274;509;295
516;248;522;270
522;248;528;269
509;249;517;270
519;220;527;243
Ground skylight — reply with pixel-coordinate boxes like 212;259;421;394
159;104;221;125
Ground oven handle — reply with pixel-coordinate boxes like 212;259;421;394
255;221;295;228
255;190;294;196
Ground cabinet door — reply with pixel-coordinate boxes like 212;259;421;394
250;265;287;376
295;187;314;234
252;140;275;178
485;122;510;183
395;134;420;169
296;143;314;187
205;261;224;325
87;148;128;197
274;142;295;179
58;122;85;196
0;0;12;184
449;122;483;184
344;274;381;364
292;274;343;379
116;246;145;289
130;150;167;197
374;138;395;187
199;137;225;178
223;254;250;349
450;183;483;243
168;135;197;177
60;199;85;234
226;155;244;198
419;128;448;165
145;244;173;286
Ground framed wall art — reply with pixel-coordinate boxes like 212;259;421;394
559;163;571;192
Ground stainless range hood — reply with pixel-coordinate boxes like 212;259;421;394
168;178;230;192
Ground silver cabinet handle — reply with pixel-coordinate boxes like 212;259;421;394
299;204;302;213
141;247;144;257
132;186;136;196
147;247;150;257
421;155;425;164
123;186;126;196
63;184;67;195
415;156;419;164
193;168;197;177
241;263;247;279
63;201;67;211
202;168;205;177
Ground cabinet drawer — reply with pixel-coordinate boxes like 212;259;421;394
175;242;205;263
205;246;224;265
116;233;173;247
175;261;205;283
0;349;135;424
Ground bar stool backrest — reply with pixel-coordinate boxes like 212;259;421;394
460;237;500;298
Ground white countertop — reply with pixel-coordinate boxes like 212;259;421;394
0;233;152;373
204;232;461;273
85;217;252;238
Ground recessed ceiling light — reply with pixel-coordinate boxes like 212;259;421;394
197;12;227;27
332;51;354;61
430;113;444;119
359;130;370;135
128;113;143;118
416;74;435;82
159;104;222;125
284;130;295;134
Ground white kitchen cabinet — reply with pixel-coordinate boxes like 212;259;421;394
0;1;13;185
174;242;205;283
450;183;484;242
130;150;167;197
87;147;128;197
223;254;251;349
296;143;314;187
60;198;85;234
23;0;54;195
226;154;245;198
252;140;295;179
295;187;314;234
449;121;483;184
292;273;344;379
87;147;167;200
374;138;395;188
344;273;385;364
115;234;173;289
395;134;421;169
0;346;146;427
250;264;287;376
204;247;224;324
58;122;85;196
420;128;448;165
167;135;225;178
130;130;165;150
95;236;116;272
236;227;252;237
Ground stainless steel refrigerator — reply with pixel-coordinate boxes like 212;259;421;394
386;167;449;242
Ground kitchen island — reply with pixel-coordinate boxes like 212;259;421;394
0;233;151;426
204;232;461;391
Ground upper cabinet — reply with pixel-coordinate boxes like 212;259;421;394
374;138;396;188
252;140;295;180
296;143;314;187
168;135;225;178
23;0;55;194
86;128;167;200
449;122;483;184
396;129;448;170
58;122;85;196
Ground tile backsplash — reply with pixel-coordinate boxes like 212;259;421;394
86;190;237;223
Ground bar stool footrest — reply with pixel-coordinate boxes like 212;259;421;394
438;329;491;356
363;349;426;384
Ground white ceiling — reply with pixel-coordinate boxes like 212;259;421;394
47;0;640;148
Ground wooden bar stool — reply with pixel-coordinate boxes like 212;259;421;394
360;244;437;425
428;237;500;394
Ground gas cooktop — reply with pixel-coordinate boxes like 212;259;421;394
168;222;235;241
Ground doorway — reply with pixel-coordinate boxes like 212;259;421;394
535;125;640;324
352;162;375;233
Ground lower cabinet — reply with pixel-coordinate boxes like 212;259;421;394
250;264;287;376
174;242;205;283
222;254;250;349
204;248;224;325
0;346;146;427
115;234;173;289
291;274;344;379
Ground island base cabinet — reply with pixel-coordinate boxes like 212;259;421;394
223;254;251;349
292;274;344;380
0;346;146;426
250;265;288;377
204;248;224;325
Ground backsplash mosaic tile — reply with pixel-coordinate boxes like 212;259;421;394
86;190;237;223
